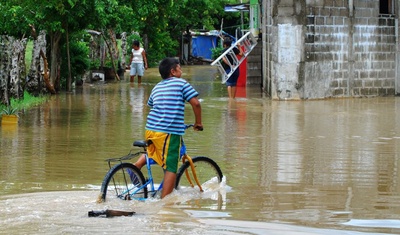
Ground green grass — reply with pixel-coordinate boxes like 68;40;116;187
0;91;49;115
25;40;33;69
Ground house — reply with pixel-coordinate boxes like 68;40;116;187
261;0;399;99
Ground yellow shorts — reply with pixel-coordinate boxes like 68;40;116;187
145;130;182;173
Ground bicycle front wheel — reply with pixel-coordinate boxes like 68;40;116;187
100;162;148;202
175;156;223;190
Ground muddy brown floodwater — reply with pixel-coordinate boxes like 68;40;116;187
1;65;400;234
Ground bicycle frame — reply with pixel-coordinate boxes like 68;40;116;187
130;145;204;200
122;152;163;200
181;154;203;192
143;153;164;198
134;143;203;199
104;124;205;201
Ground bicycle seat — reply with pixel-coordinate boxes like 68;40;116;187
133;140;147;147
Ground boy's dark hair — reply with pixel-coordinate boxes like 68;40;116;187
159;57;180;79
133;40;140;47
223;38;232;47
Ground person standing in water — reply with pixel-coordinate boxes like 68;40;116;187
221;38;243;99
129;40;148;83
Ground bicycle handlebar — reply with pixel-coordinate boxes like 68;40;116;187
185;124;203;131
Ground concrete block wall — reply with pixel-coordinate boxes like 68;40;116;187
247;38;262;85
304;0;351;99
265;0;397;99
352;2;396;96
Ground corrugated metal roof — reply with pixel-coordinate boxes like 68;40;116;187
224;3;250;12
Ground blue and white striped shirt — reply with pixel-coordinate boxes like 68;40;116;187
145;77;199;135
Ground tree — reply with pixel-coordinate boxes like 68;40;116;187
0;1;31;105
0;36;26;105
0;0;241;98
125;0;233;64
27;0;95;92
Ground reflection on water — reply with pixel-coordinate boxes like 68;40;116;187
1;66;400;234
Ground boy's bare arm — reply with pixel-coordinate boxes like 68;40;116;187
188;97;203;130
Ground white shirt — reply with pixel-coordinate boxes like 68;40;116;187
131;48;144;63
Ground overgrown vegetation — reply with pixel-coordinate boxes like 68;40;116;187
211;47;225;60
1;106;18;116
25;40;33;69
60;34;90;88
0;0;243;98
0;91;49;115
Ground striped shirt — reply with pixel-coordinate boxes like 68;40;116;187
145;77;199;135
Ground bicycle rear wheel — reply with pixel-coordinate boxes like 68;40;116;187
100;163;148;201
175;156;223;190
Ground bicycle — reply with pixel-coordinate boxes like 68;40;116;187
98;125;223;202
